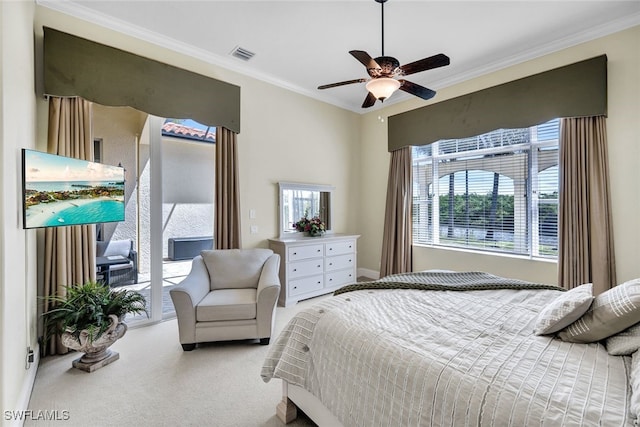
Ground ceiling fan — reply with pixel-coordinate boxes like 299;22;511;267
318;0;450;108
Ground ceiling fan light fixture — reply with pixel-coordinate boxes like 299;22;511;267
366;77;400;101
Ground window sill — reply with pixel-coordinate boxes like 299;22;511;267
412;243;558;264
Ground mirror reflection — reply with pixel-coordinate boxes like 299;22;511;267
279;182;333;237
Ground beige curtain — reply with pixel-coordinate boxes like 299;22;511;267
380;146;413;277
558;116;616;295
215;127;241;249
43;97;97;356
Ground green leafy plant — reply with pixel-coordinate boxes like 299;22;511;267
42;281;148;343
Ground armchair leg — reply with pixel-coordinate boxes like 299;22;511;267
181;343;196;351
260;338;270;345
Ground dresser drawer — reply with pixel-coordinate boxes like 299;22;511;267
289;259;324;279
326;269;355;288
326;254;354;272
325;240;355;256
288;244;324;261
289;275;324;296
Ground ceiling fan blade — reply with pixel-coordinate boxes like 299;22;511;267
398;80;436;100
398;53;450;76
349;50;381;70
318;78;367;90
362;92;377;108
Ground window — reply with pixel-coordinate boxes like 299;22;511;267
412;119;559;258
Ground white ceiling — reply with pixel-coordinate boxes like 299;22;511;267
38;0;640;113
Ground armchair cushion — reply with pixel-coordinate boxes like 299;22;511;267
196;289;257;322
97;239;132;258
201;248;274;290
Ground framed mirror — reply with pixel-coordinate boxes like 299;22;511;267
279;182;334;238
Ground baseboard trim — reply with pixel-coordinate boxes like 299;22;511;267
7;344;40;427
357;268;380;280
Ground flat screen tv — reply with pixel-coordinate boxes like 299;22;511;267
22;149;125;229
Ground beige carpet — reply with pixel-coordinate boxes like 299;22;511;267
26;296;331;427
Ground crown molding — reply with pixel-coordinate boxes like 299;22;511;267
37;1;640;114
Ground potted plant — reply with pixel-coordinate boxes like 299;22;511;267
42;281;147;372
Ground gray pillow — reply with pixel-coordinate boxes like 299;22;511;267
558;278;640;343
533;283;593;335
605;322;640;356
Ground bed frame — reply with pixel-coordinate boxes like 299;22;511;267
276;380;343;426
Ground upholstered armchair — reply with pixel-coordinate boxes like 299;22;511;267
169;248;281;351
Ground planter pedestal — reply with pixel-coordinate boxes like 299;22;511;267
72;350;119;372
61;314;127;373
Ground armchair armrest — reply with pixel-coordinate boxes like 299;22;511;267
129;249;138;271
169;256;211;344
256;254;281;339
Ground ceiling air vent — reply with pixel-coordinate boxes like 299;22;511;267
230;46;255;62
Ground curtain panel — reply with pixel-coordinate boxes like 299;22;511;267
380;146;413;277
43;97;97;356
215;127;242;249
558;116;616;294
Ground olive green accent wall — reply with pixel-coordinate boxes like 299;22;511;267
43;27;240;133
388;55;607;151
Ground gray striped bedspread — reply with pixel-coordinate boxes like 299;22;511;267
261;274;633;426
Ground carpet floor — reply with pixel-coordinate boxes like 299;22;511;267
26;295;332;427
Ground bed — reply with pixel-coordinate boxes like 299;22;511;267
261;271;640;426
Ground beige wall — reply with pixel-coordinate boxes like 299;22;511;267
0;0;39;421
358;26;640;284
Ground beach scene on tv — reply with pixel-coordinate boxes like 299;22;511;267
23;149;125;229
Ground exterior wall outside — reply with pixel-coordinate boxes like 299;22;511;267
93;111;215;271
358;25;640;285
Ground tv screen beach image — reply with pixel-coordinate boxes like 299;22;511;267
22;149;125;229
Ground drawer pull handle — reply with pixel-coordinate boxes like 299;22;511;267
293;286;297;289
329;263;333;266
317;265;321;268
293;268;297;271
293;252;297;255
317;281;321;284
317;249;321;252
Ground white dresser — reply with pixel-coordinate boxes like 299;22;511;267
268;234;359;306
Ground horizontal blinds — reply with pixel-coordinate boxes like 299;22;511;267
390;55;606;151
43;27;241;133
412;119;559;257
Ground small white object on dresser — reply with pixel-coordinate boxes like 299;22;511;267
268;234;359;306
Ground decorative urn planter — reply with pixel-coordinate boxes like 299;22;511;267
60;314;128;372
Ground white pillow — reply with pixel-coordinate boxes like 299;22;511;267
605;322;640;356
533;283;594;335
558;278;640;343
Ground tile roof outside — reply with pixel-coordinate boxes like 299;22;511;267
162;121;216;143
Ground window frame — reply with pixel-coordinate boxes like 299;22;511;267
412;122;559;259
